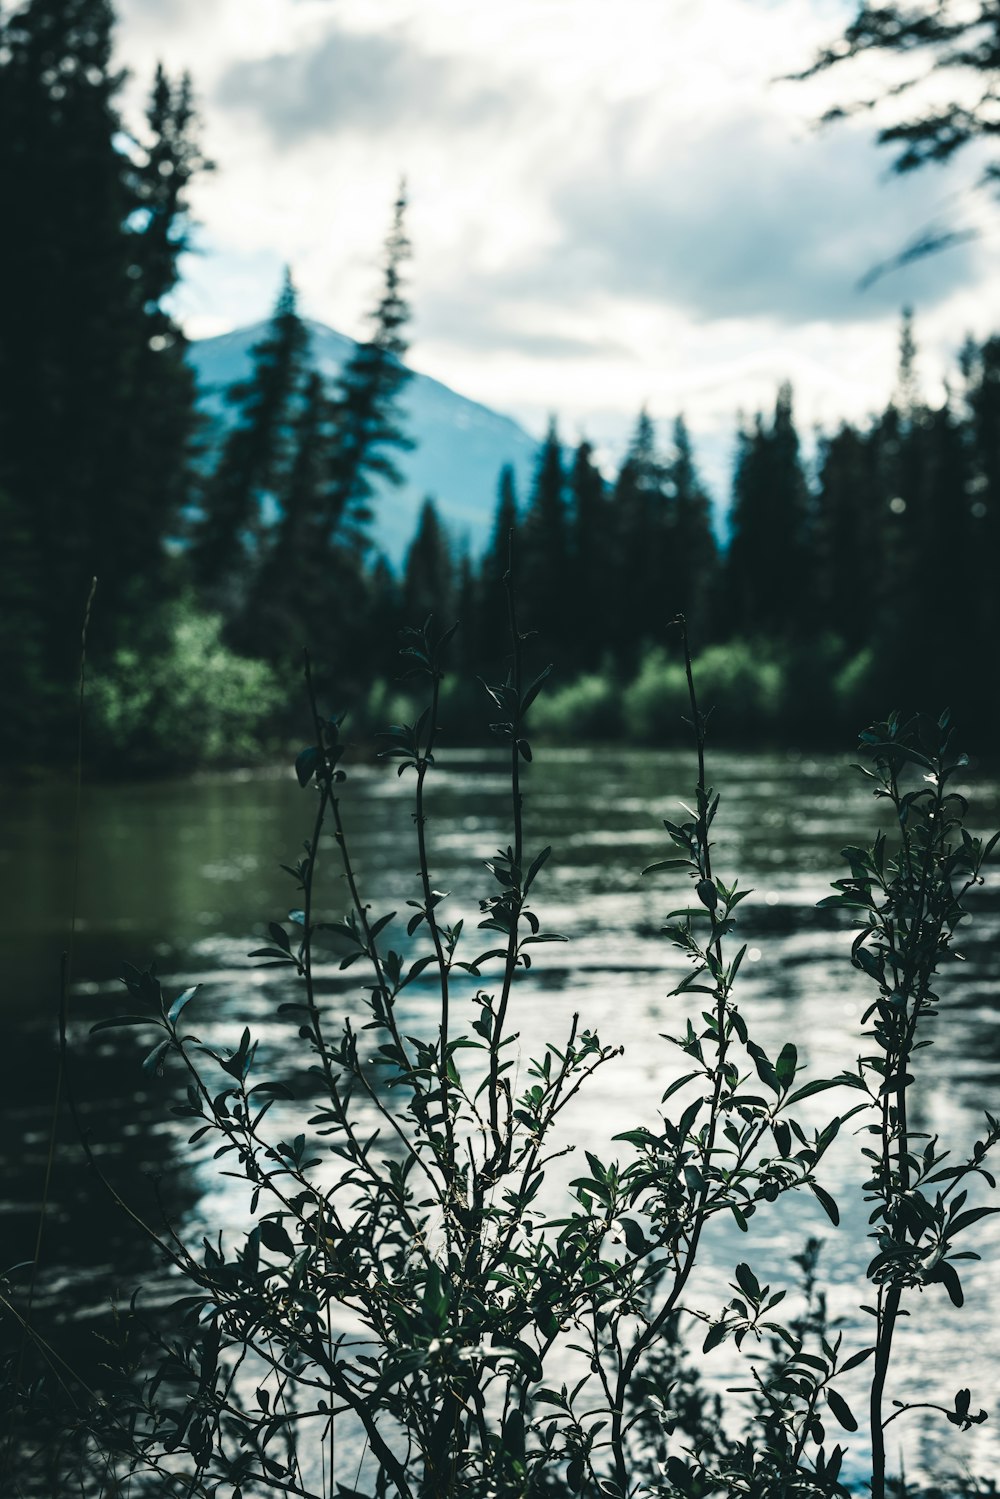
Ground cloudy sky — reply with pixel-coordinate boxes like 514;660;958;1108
115;0;999;490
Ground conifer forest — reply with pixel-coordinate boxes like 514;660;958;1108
3;0;1000;774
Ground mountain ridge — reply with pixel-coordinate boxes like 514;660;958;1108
187;319;541;565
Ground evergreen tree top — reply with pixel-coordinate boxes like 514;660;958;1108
895;305;923;418
369;183;411;361
275;265;299;323
230;271;311;415
616;407;666;498
627;407;657;462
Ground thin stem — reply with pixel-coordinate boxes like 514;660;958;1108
327;787;434;1160
611;615;732;1494
869;736;949;1499
300;654;365;1103
303;657;442;1205
412;666;456;1171
487;535;525;1158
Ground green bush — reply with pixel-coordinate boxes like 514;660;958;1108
622;646;689;740
689;641;784;734
624;639;785;742
362;675;420;737
87;601;287;773
530;670;623;741
834;646;880;728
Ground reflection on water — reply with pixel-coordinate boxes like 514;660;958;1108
2;747;999;1489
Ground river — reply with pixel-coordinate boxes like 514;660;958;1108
3;743;1000;1493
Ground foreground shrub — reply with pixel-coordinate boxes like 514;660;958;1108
6;603;998;1498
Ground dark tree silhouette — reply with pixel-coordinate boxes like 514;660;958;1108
402;497;455;627
962;335;1000;651
800;3;1000;177
725;383;814;638
323;185;414;553
520;419;569;651
608;409;672;663
190;269;310;599
477;465;520;673
664;415;718;644
237;366;331;660
814;421;887;651
567;438;609;670
0;0;205;760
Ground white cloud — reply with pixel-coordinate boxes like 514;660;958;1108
214;23;515;144
113;0;1000;481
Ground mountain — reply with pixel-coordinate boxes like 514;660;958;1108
187;320;541;565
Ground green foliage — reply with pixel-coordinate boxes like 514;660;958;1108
529;671;623;741
623;641;785;743
12;597;996;1499
621;646;691;740
833;647;880;727
820;711;1000;1498
86;601;287;772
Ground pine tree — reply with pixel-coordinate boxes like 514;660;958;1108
866;313;932;678
964;336;1000;653
0;0;127;566
237;367;328;660
478;465;520;669
191;269;310;599
520;419;569;655
285;187;415;693
324;186;414;550
892;393;972;703
0;0;206;756
402;497;454;627
665;415;718;644
896;305;920;417
814;421;887;650
725;384;814;637
104;64;208;611
566;439;608;670
608;409;672;662
452;548;478;677
212;191;415;691
130;66;206;315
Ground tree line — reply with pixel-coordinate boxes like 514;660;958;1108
117;273;1000;750
3;0;999;770
390;308;1000;745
